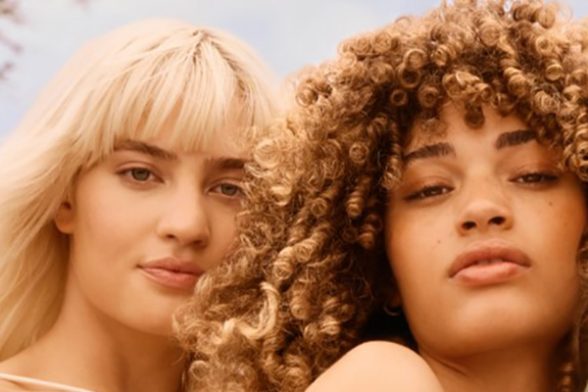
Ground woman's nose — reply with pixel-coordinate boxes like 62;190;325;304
156;190;210;247
455;187;513;236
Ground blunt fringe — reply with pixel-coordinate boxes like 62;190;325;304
0;18;278;361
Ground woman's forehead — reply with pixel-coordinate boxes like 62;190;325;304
405;104;527;151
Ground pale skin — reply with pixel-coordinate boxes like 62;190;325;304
0;128;247;392
308;104;586;392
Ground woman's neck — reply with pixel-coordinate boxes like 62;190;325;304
421;343;565;392
1;284;185;392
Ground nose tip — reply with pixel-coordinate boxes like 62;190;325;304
158;197;211;247
460;215;508;232
457;198;513;235
165;220;210;247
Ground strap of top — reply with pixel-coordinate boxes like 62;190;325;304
0;372;96;392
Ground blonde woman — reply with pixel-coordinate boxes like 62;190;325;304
177;1;588;391
0;19;277;392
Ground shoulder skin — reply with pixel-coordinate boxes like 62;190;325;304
0;379;28;391
306;341;444;392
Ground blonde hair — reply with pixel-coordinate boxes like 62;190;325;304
0;18;278;361
176;1;588;391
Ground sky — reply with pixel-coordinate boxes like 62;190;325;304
1;0;588;136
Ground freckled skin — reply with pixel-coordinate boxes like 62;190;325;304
386;104;585;359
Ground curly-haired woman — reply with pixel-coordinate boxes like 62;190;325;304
0;19;278;392
176;1;588;391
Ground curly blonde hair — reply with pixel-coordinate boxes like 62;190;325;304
175;1;588;391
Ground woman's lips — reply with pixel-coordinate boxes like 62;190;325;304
449;240;531;286
139;258;204;291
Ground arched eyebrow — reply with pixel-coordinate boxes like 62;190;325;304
115;140;177;160
403;143;455;165
403;129;538;166
204;157;246;171
114;141;247;170
494;129;537;149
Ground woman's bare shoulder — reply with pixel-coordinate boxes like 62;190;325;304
306;341;443;392
0;378;29;392
0;356;34;391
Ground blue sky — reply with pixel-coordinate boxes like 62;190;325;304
1;0;588;136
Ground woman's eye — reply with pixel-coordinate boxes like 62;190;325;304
121;167;157;182
513;172;559;185
405;185;453;201
212;183;244;198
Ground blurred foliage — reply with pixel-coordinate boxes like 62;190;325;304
0;0;22;80
0;0;90;81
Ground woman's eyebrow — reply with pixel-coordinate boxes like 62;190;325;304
403;129;537;165
204;156;247;171
495;129;537;149
403;143;455;165
115;140;178;160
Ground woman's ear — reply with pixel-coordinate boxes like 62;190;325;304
385;288;403;308
389;290;403;308
382;272;403;313
54;201;75;234
381;256;403;312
